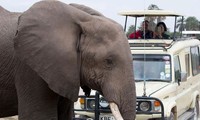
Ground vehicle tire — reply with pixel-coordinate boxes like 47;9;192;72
165;112;174;120
191;99;199;120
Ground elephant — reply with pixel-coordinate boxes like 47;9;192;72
0;1;136;120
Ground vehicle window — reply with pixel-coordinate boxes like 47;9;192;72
185;54;190;77
132;54;171;81
191;46;200;75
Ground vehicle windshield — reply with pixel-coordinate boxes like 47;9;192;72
133;54;171;82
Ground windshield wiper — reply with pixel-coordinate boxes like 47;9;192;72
135;80;145;82
135;79;169;82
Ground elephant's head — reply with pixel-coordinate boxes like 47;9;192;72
14;1;136;119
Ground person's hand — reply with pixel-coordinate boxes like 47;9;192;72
157;26;162;38
157;26;162;35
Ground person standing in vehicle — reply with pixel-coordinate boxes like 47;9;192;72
153;22;170;39
129;20;153;39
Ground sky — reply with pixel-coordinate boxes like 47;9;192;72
0;0;200;31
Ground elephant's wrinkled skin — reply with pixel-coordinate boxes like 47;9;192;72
1;1;136;120
0;7;20;117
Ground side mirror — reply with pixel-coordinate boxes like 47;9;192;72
180;72;187;82
177;72;187;85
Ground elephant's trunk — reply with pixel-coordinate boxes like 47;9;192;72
118;82;136;120
102;73;136;120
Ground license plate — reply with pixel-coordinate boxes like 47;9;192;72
99;115;115;120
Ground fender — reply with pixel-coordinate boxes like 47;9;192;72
190;90;199;108
163;99;177;117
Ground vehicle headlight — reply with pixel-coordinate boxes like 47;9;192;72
99;97;109;108
139;101;151;111
86;118;94;120
87;99;96;109
136;98;163;113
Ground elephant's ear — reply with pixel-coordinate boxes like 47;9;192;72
0;6;10;14
69;3;104;16
14;1;82;102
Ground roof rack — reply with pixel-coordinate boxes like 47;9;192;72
129;39;174;51
119;10;183;17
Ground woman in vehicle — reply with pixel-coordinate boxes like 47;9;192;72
153;22;170;39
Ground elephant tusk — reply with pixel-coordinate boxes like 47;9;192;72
109;102;124;120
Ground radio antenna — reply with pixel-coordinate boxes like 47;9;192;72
142;0;147;97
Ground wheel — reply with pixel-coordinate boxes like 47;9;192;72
191;99;199;120
165;112;174;120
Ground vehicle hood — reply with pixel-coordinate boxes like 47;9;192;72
136;81;170;97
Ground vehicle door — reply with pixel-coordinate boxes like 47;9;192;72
174;54;191;115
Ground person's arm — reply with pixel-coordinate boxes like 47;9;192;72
153;26;163;39
129;32;135;39
129;30;142;39
157;26;163;38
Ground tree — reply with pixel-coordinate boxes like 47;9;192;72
185;17;199;30
176;16;200;31
148;4;159;10
176;17;185;32
126;25;135;37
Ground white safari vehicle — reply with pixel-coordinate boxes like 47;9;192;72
73;10;200;120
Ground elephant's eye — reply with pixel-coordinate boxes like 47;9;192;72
106;58;113;65
104;57;115;70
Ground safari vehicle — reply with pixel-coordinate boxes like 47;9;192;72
73;10;200;120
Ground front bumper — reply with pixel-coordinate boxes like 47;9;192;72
73;113;166;120
136;114;167;120
74;92;165;120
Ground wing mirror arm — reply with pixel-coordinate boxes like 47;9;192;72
178;79;180;86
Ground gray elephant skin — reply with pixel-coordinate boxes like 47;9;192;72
0;1;136;120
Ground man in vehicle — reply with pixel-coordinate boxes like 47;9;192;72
129;20;153;39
